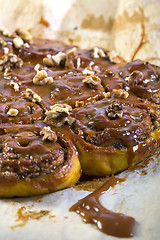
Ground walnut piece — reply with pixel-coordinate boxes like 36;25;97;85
10;80;20;92
46;104;72;118
45;103;74;127
103;92;111;98
76;57;81;68
0;37;7;46
106;100;123;119
24;88;42;102
65;47;78;69
113;89;129;99
108;50;122;64
43;48;79;69
13;36;24;49
0;53;23;71
33;69;53;85
16;28;32;42
40;127;57;142
127;71;143;86
82;66;94;75
92;47;106;58
43;57;54;67
83;75;102;89
75;101;84;108
7;108;19;116
52;52;66;66
0;27;11;37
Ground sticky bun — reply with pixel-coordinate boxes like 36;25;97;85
0;27;160;196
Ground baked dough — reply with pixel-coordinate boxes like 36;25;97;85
0;28;159;196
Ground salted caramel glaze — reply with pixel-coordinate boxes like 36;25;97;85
0;27;160;237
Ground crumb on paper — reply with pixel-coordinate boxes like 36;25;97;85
39;16;50;27
10;206;52;230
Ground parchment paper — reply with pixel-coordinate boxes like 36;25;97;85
0;0;159;239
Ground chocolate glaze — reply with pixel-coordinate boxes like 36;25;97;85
70;176;135;238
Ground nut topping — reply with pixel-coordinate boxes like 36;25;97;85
46;104;72;118
112;89;129;99
40;127;57;142
15;28;32;42
106;100;123;119
0;27;11;37
0;53;23;71
0;37;7;46
10;80;20;92
103;92;111;98
52;52;66;66
13;36;24;49
75;101;84;108
24;88;42;103
108;50;122;64
92;47;106;58
127;71;143;86
43;57;54;67
7;108;19;116
65;47;78;69
33;69;53;85
45;104;74;127
83;75;102;89
82;66;94;75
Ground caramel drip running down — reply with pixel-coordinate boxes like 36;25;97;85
70;176;135;238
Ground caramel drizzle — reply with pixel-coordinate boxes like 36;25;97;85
70;176;135;238
131;8;148;61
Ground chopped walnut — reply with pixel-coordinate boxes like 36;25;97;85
92;47;106;58
24;88;42;102
127;71;143;86
43;57;54;67
34;64;42;72
46;104;72;118
0;37;7;46
103;92;111;98
113;89;129;99
52;52;66;66
7;108;19;116
0;27;11;37
10;80;20;92
40;126;57;142
82;66;94;75
83;75;102;89
0;53;23;71
106;100;123;119
65;47;77;69
108;50;122;64
77;57;81;68
75;101;84;108
33;69;53;85
45;103;74;127
13;36;24;49
16;28;32;42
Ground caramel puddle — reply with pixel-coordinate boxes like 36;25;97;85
70;176;135;238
